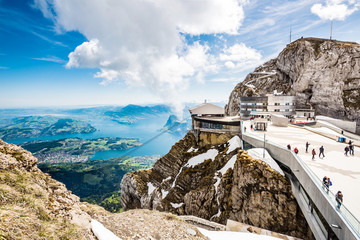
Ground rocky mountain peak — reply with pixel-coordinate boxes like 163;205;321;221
225;37;360;132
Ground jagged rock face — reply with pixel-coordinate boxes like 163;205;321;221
121;132;314;239
225;38;360;132
0;139;38;171
0;139;108;239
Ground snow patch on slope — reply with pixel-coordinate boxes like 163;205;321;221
187;147;198;153
147;182;156;195
226;136;241;154
247;148;284;176
170;202;184;208
91;219;122;240
187;149;218;167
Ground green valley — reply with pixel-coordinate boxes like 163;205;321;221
38;155;158;212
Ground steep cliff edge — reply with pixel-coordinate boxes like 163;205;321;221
121;132;314;239
0;139;109;239
225;38;360;132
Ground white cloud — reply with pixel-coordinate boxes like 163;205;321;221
32;56;66;63
34;0;247;115
225;61;236;69
311;0;360;21
0;66;8;70
219;43;263;72
66;39;103;68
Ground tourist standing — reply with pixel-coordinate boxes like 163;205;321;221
312;149;316;160
349;143;354;156
344;146;349;156
335;191;343;209
306;142;310;153
244;126;246;133
325;177;332;193
322;176;327;189
319;146;325;158
287;144;291;150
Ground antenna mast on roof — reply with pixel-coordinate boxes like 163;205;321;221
289;27;292;43
330;21;333;40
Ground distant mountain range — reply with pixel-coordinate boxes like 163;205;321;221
104;104;171;124
0;116;96;140
161;114;190;135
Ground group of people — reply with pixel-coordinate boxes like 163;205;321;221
322;176;343;209
344;140;355;156
287;142;325;160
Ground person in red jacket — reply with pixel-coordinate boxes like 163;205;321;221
312;149;316;160
294;147;299;154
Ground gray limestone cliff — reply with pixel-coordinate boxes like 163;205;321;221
225;38;360;132
121;132;314;239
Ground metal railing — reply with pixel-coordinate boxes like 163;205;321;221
242;132;360;238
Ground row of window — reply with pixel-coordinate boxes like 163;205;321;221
241;102;295;106
200;122;223;129
243;109;291;112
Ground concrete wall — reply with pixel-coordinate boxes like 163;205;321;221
271;114;288;127
242;133;360;240
316;115;357;133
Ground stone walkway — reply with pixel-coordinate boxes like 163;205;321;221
242;120;360;222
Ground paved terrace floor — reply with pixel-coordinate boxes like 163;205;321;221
243;121;360;222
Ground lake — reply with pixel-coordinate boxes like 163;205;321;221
8;114;184;160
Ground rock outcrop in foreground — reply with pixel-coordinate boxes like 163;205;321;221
225;38;360;133
0;139;107;239
121;132;314;239
0;139;206;240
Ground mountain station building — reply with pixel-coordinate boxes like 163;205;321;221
239;94;314;118
189;102;241;134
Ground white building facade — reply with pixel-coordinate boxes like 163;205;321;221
240;94;297;117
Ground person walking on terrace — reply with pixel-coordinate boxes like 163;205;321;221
312;148;316;160
325;177;332;193
349;143;354;156
305;142;310;153
335;191;343;209
344;146;349;156
319;146;325;158
287;144;291;150
322;176;327;190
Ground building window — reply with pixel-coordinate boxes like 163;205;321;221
274;103;280;106
285;109;289;112
285;103;290;106
274;109;280;112
252;109;257;111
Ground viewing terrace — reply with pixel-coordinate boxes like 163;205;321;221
242;120;360;240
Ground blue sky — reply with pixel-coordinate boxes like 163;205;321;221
1;0;360;111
